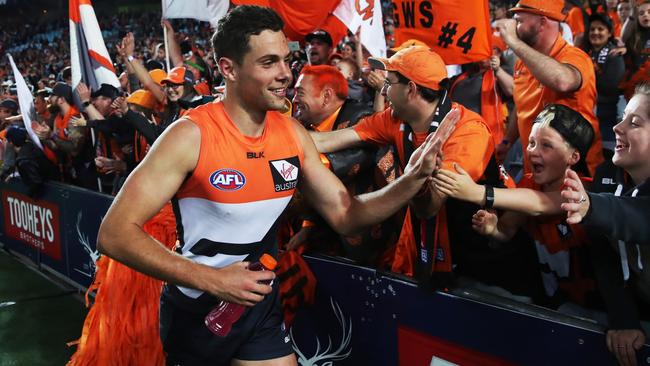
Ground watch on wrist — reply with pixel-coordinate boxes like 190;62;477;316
484;185;495;209
82;100;91;108
127;55;135;63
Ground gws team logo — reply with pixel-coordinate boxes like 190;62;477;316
210;169;246;191
269;156;300;192
74;211;101;278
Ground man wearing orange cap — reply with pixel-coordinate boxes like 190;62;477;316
495;0;603;176
117;32;167;105
309;46;537;294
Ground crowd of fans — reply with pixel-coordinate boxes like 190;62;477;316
1;0;649;364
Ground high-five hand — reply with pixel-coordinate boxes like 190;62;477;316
404;108;461;179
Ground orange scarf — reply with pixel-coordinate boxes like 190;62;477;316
67;204;177;366
54;107;79;140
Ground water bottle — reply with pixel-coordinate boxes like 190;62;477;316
204;253;277;337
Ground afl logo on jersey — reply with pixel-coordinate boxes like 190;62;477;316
209;169;246;191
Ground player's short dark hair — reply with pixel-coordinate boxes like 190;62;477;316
211;6;284;65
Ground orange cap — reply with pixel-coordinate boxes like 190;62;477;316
328;52;343;64
149;69;167;86
161;66;193;85
259;254;277;270
126;89;157;109
390;38;428;53
510;0;566;22
368;46;447;91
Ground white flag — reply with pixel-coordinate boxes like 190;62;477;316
7;54;43;151
333;0;386;58
70;0;120;93
162;0;229;29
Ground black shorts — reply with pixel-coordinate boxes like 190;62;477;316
160;284;293;365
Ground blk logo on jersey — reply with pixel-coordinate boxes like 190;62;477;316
269;157;300;192
209;169;246;191
247;151;265;159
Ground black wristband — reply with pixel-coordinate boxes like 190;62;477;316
82;100;91;108
484;185;495;209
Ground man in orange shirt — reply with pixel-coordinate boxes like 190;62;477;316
310;46;539;295
496;0;604;176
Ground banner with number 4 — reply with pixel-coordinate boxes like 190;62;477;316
391;0;492;65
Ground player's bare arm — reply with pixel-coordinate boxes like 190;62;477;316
295;120;442;236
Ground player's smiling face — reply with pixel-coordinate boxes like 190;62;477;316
232;30;292;113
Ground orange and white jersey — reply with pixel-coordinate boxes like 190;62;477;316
172;101;304;300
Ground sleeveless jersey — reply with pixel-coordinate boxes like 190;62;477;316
169;101;304;307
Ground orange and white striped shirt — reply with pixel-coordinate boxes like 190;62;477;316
172;101;304;300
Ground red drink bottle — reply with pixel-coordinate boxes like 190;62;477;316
204;253;277;337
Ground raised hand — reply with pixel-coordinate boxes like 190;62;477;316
404;108;461;179
560;168;589;224
115;38;127;60
404;132;442;179
472;209;498;236
366;70;385;90
122;32;135;58
204;261;275;306
494;19;518;46
161;19;175;35
111;96;128;115
76;82;91;103
70;115;87;127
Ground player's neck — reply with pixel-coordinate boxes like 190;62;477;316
222;95;267;137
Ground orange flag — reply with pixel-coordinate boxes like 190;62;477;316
232;0;348;45
391;0;492;64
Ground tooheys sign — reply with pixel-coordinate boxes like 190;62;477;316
391;0;492;64
2;191;61;260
